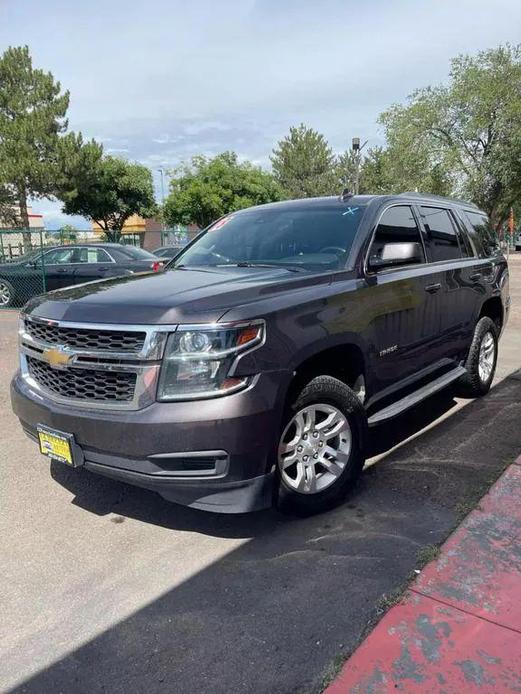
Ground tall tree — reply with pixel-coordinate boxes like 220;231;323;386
164;151;282;229
0;45;69;238
271;124;338;198
58;149;157;242
379;44;521;228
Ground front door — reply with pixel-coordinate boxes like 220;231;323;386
363;204;443;397
40;247;78;291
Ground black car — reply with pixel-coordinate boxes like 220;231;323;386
0;243;163;307
11;193;510;515
153;245;184;259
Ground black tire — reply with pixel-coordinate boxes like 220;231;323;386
457;316;498;398
0;278;15;308
275;375;367;515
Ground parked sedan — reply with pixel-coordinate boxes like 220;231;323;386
153;245;184;260
0;243;163;307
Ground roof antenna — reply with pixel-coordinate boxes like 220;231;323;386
339;188;353;201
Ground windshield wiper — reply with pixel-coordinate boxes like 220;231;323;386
222;262;304;273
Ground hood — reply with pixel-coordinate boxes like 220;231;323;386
23;266;330;324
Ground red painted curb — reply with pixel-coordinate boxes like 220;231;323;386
325;463;521;693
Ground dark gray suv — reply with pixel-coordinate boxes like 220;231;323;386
10;193;510;514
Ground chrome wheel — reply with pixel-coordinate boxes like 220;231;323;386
0;281;12;306
478;331;495;383
278;404;352;494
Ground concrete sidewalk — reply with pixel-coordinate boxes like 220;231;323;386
326;457;521;693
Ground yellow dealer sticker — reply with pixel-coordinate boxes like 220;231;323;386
37;427;73;465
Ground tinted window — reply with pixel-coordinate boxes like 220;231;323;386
420;206;461;262
451;211;474;258
76;247;113;263
368;205;425;269
175;205;367;271
465;211;499;258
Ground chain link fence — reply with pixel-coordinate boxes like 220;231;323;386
0;227;190;309
0;229;48;308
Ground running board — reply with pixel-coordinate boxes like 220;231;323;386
367;366;466;427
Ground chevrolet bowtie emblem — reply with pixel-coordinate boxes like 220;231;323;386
42;346;73;369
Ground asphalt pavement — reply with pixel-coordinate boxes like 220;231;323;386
1;256;521;694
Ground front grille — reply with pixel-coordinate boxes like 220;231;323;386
27;356;137;402
24;320;146;353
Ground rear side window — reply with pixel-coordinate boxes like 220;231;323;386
465;211;499;258
368;205;425;270
420;206;461;262
75;247;113;263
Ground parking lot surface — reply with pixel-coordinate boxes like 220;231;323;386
1;256;521;694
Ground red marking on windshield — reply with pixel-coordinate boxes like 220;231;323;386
209;216;232;231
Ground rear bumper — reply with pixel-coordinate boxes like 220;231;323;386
11;369;287;513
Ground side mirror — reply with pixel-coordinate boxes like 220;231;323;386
369;241;423;270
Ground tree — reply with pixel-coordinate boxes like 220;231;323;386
0;183;18;226
58;150;157;242
271;124;338;198
164;152;282;229
0;45;69;240
379;44;521;229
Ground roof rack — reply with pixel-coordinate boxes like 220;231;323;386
397;192;479;209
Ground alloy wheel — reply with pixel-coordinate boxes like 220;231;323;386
278;404;352;494
0;281;12;307
478;331;495;383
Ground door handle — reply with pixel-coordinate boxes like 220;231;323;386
469;272;482;281
425;283;441;294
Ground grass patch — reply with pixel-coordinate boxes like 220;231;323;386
416;543;440;567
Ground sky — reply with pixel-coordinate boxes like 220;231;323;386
1;0;521;228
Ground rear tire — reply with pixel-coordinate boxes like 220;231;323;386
457;316;498;398
275;375;367;515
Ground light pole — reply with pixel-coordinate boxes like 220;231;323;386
351;137;367;195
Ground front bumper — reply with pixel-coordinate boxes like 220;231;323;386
11;370;287;513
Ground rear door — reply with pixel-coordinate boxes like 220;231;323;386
363;204;442;393
72;247;121;284
418;205;483;361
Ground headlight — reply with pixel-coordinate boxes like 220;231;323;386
157;321;264;400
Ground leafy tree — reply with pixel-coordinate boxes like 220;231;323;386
379;44;521;228
0;45;69;240
164;152;282;229
271;124;338;198
58;149;157;242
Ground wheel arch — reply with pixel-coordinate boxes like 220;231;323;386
478;296;503;333
283;343;366;412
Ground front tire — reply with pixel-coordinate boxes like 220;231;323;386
457;316;498;398
275;376;367;515
0;279;15;308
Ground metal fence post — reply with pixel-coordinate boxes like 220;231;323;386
39;229;47;292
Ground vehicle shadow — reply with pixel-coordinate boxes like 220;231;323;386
16;371;521;694
50;387;460;539
18;371;521;694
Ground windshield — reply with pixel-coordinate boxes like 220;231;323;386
173;205;366;271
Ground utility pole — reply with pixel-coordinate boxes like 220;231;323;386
351;137;368;195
